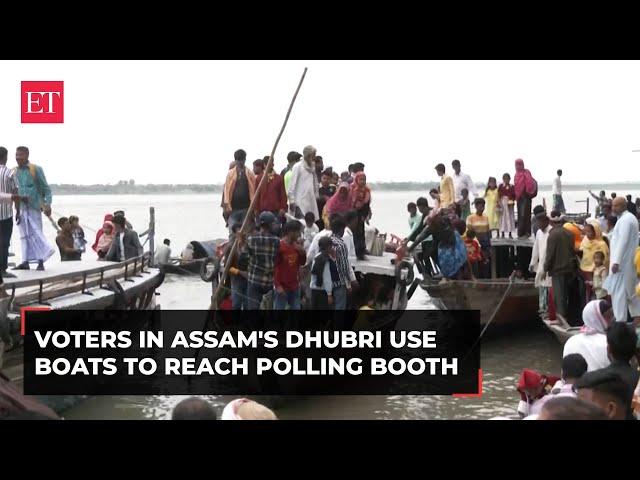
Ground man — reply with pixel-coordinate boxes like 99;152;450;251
113;210;133;230
280;151;301;178
466;198;491;278
575;369;634;420
537;396;608;420
105;215;143;262
154;239;172;266
549;353;588;398
451;159;477;203
0;147;20;278
603;322;639;402
222;149;256;229
12;146;55;271
589;189;608;218
252;158;265;177
552;169;566;213
171;397;217;420
529;211;552;314
254;158;287;221
55;217;81;261
241;211;280;310
531;204;546;236
544;210;578;322
317;170;337;228
314;155;324;180
435;163;455;208
598;202;612;234
604;196;640;323
288;145;319;219
626;194;637;217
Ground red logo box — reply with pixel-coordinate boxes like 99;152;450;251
21;81;64;123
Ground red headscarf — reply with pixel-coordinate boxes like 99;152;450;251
513;159;536;200
326;182;352;216
350;172;371;209
516;369;560;403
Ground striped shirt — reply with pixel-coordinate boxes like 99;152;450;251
330;235;351;287
0;165;17;220
246;232;280;288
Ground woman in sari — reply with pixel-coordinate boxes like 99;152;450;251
322;182;351;227
92;213;114;252
437;217;469;280
96;220;115;259
579;220;609;303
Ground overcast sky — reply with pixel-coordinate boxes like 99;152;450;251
1;60;639;185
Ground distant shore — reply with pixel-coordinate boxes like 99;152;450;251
49;182;640;196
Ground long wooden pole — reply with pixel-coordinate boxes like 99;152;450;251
210;67;308;309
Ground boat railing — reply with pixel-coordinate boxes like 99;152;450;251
4;252;153;307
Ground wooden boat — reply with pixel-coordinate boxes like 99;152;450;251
418;237;539;332
540;313;581;345
160;239;226;276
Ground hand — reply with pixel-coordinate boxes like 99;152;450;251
223;203;231;214
350;280;359;291
327;295;333;306
276;285;285;294
43;205;52;217
529;264;536;273
612;263;619;274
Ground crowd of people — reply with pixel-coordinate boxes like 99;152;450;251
220;146;377;310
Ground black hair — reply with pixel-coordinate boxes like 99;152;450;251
562;353;588;380
451;159;460;167
473;197;485;206
466;229;476;239
600;190;606;196
163;239;170;246
57;217;69;228
234;149;246;161
485;177;497;196
0;146;7;159
532;205;545;216
171;397;217;420
304;212;315;223
282;220;303;236
502;172;511;180
329;213;346;234
435;163;445;172
540;397;608;420
611;192;617;198
407;202;417;211
112;215;126;228
352;162;365;172
348;164;355;172
318;236;332;252
593;250;605;261
429;188;439;195
606;322;638;363
626;194;632;202
253;158;265;167
416;197;429;208
599;299;612;315
575;371;631;410
557;169;563;176
16;146;29;154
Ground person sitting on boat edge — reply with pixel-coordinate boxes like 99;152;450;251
516;368;560;419
154;239;172;266
574;368;634;420
563;299;613;372
171;397;217;420
549;353;588;398
55;217;82;262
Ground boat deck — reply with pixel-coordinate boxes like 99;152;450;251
4;260;124;286
490;237;534;248
353;252;405;277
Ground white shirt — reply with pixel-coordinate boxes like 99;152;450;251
529;225;552;287
154;244;172;265
552;176;562;195
305;229;356;282
303;223;319;251
118;232;126;262
342;226;357;266
287;161;319;219
452;171;477;202
563;333;610;372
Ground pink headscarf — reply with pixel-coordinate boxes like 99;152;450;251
325;182;352;215
96;221;115;253
513;159;536;200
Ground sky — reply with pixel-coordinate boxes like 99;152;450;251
1;60;639;186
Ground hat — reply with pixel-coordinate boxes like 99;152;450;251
287;151;302;163
258;211;277;226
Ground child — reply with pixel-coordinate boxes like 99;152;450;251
310;236;339;309
68;215;87;255
274;220;306;310
484;177;499;236
303;212;319;251
466;198;491;278
407;202;420;233
591;250;608;300
498;173;516;239
464;229;482;278
456;188;471;221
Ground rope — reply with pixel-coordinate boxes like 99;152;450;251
50;209;98;233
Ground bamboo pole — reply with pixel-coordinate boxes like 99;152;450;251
210;67;308;309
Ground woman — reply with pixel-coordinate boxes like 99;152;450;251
350;172;371;259
498;173;516;238
513;159;537;238
483;177;499;235
516;369;561;418
91;213;114;252
579;220;609;303
96;220;115;259
563;299;613;371
323;182;351;227
437;217;469;280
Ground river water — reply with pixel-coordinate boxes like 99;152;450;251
19;189;629;419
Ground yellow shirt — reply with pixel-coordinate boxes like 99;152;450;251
439;174;455;208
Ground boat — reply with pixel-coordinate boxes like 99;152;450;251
418;237;539;333
541;317;581;345
160;239;226;276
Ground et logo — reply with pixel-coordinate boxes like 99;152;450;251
21;81;64;123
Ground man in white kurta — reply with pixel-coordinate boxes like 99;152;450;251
604;197;640;322
287;145;319;220
452;159;478;202
529;213;552;313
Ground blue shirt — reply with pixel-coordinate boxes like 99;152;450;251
15;163;52;210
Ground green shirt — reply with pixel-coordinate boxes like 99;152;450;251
15;163;52;210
